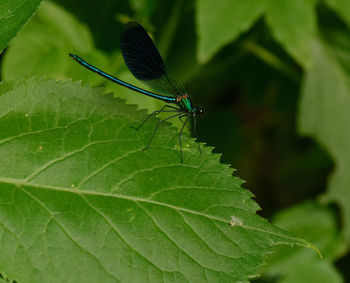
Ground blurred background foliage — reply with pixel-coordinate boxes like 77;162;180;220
1;0;350;281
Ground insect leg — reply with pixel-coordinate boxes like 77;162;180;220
132;104;180;131
178;115;189;163
178;115;192;131
193;115;202;154
143;112;183;151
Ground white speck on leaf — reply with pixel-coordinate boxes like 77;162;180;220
230;216;243;227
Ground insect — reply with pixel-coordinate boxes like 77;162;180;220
69;22;203;162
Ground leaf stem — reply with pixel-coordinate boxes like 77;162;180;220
242;40;300;82
158;0;184;58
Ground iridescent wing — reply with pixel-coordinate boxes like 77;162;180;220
121;22;186;97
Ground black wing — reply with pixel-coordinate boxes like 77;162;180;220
121;22;185;97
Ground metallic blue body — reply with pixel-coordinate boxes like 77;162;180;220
70;54;176;103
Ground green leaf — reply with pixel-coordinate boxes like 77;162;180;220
2;1;163;114
0;0;42;52
129;0;158;23
324;26;350;74
298;38;350;244
262;201;345;282
157;0;184;58
323;0;350;27
278;260;343;283
0;77;314;282
0;274;15;283
2;1;107;84
265;0;317;68
196;0;267;63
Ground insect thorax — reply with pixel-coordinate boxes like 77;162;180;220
176;94;193;112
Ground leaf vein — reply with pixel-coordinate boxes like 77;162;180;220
19;186;121;283
80;195;169;276
111;163;199;193
24;139;135;182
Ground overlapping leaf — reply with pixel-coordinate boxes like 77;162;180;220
196;0;267;63
0;77;314;282
266;0;317;68
2;1;106;83
323;0;350;28
262;201;344;283
0;0;42;52
298;39;350;243
196;0;350;69
196;0;318;65
2;1;163;113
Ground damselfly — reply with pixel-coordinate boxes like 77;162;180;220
70;22;203;162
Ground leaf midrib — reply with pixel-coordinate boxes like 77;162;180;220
0;177;312;247
1;177;230;223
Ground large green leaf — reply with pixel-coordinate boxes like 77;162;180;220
196;0;267;63
0;77;315;282
298;39;350;243
0;0;42;52
323;0;350;28
265;0;317;68
262;201;344;283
